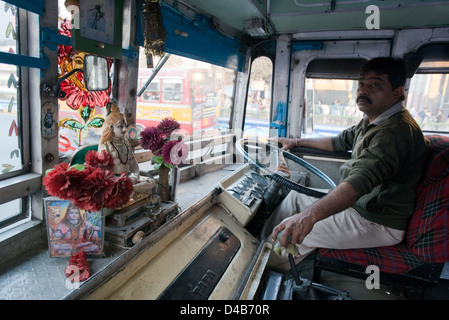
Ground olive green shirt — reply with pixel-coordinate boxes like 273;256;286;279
331;102;430;230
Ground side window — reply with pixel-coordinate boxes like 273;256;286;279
143;82;160;101
0;4;23;178
162;79;182;102
243;56;272;141
0;2;37;230
304;78;362;137
406;73;449;132
136;50;236;138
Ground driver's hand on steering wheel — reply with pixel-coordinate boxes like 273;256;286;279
268;137;297;151
276;164;290;178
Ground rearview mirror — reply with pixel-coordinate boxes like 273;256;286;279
44;54;110;97
84;55;109;91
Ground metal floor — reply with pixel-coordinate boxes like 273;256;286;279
1;164;448;300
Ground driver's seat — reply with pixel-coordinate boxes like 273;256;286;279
312;135;449;299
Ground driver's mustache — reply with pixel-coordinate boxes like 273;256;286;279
357;96;372;104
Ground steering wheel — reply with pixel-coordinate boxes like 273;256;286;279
236;138;336;198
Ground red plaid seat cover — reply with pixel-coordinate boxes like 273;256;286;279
318;135;449;274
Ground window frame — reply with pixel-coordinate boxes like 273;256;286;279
243;55;273;140
0;7;30;182
404;43;449;135
406;71;449;134
0;4;45;237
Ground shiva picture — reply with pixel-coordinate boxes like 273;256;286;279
45;198;104;258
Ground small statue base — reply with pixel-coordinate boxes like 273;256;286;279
104;200;179;247
106;194;160;227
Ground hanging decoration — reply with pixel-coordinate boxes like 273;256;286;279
141;0;167;59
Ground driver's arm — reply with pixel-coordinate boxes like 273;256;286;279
271;137;335;152
272;181;358;248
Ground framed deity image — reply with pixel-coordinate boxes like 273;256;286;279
44;197;104;258
71;0;123;58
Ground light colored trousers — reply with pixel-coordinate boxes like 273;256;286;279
266;190;405;271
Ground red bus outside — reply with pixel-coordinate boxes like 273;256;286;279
136;67;219;137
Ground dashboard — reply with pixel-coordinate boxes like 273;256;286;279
219;163;271;226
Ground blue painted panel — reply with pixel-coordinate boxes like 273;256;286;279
137;1;243;71
4;0;45;16
271;101;287;137
0;52;49;69
291;41;323;51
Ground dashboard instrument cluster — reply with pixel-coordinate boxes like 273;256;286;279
219;164;270;226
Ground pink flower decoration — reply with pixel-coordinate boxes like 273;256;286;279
162;140;189;166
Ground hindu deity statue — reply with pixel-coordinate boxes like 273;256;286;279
98;101;156;195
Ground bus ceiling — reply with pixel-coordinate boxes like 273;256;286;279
166;0;449;37
153;1;449;72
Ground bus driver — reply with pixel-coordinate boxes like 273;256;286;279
269;57;430;270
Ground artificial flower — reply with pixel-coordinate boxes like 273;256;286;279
140;126;165;156
157;117;180;135
43;162;71;197
73;168;116;212
104;172;134;209
140;117;189;169
65;251;90;282
62;166;92;199
43;162;87;200
43;150;134;212
85;150;114;171
162;140;189;166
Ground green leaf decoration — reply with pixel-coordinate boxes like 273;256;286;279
152;155;163;164
69;164;85;171
60;119;84;131
164;162;174;169
87;117;105;128
2;163;14;173
154;162;162;170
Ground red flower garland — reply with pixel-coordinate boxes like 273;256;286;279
65;251;90;282
85;149;114;171
43;151;133;212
